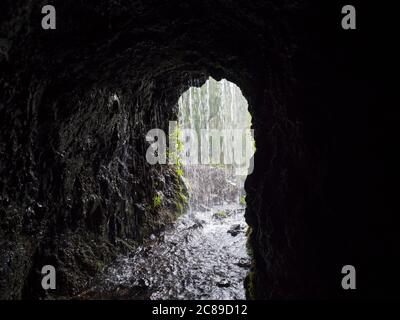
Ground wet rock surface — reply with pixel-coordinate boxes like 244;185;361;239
0;0;395;299
80;204;249;300
227;224;245;237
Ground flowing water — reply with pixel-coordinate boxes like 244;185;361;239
79;78;253;300
81;202;250;300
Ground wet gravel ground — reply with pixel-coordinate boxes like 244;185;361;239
80;203;250;300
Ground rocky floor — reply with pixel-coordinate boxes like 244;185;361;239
77;203;250;300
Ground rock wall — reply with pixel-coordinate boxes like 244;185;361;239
0;77;188;298
0;0;396;299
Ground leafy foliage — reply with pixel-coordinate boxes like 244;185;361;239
152;195;162;208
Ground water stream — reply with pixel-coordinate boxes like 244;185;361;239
79;78;253;300
81;201;249;300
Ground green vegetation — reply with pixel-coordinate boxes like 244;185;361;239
95;260;104;272
168;125;184;165
175;201;183;214
239;195;246;205
214;210;227;219
168;124;187;181
244;227;255;299
177;191;187;204
152;195;162;208
245;227;254;258
176;168;183;177
244;271;255;299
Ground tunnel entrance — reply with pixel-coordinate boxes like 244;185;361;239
172;77;255;299
78;78;255;300
177;77;254;211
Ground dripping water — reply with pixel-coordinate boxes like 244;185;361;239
81;77;254;300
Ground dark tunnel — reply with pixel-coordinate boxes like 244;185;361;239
0;0;396;300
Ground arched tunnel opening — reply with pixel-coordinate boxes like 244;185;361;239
65;77;256;300
0;0;396;302
174;78;255;299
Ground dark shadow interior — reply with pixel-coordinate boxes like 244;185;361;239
0;0;396;299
